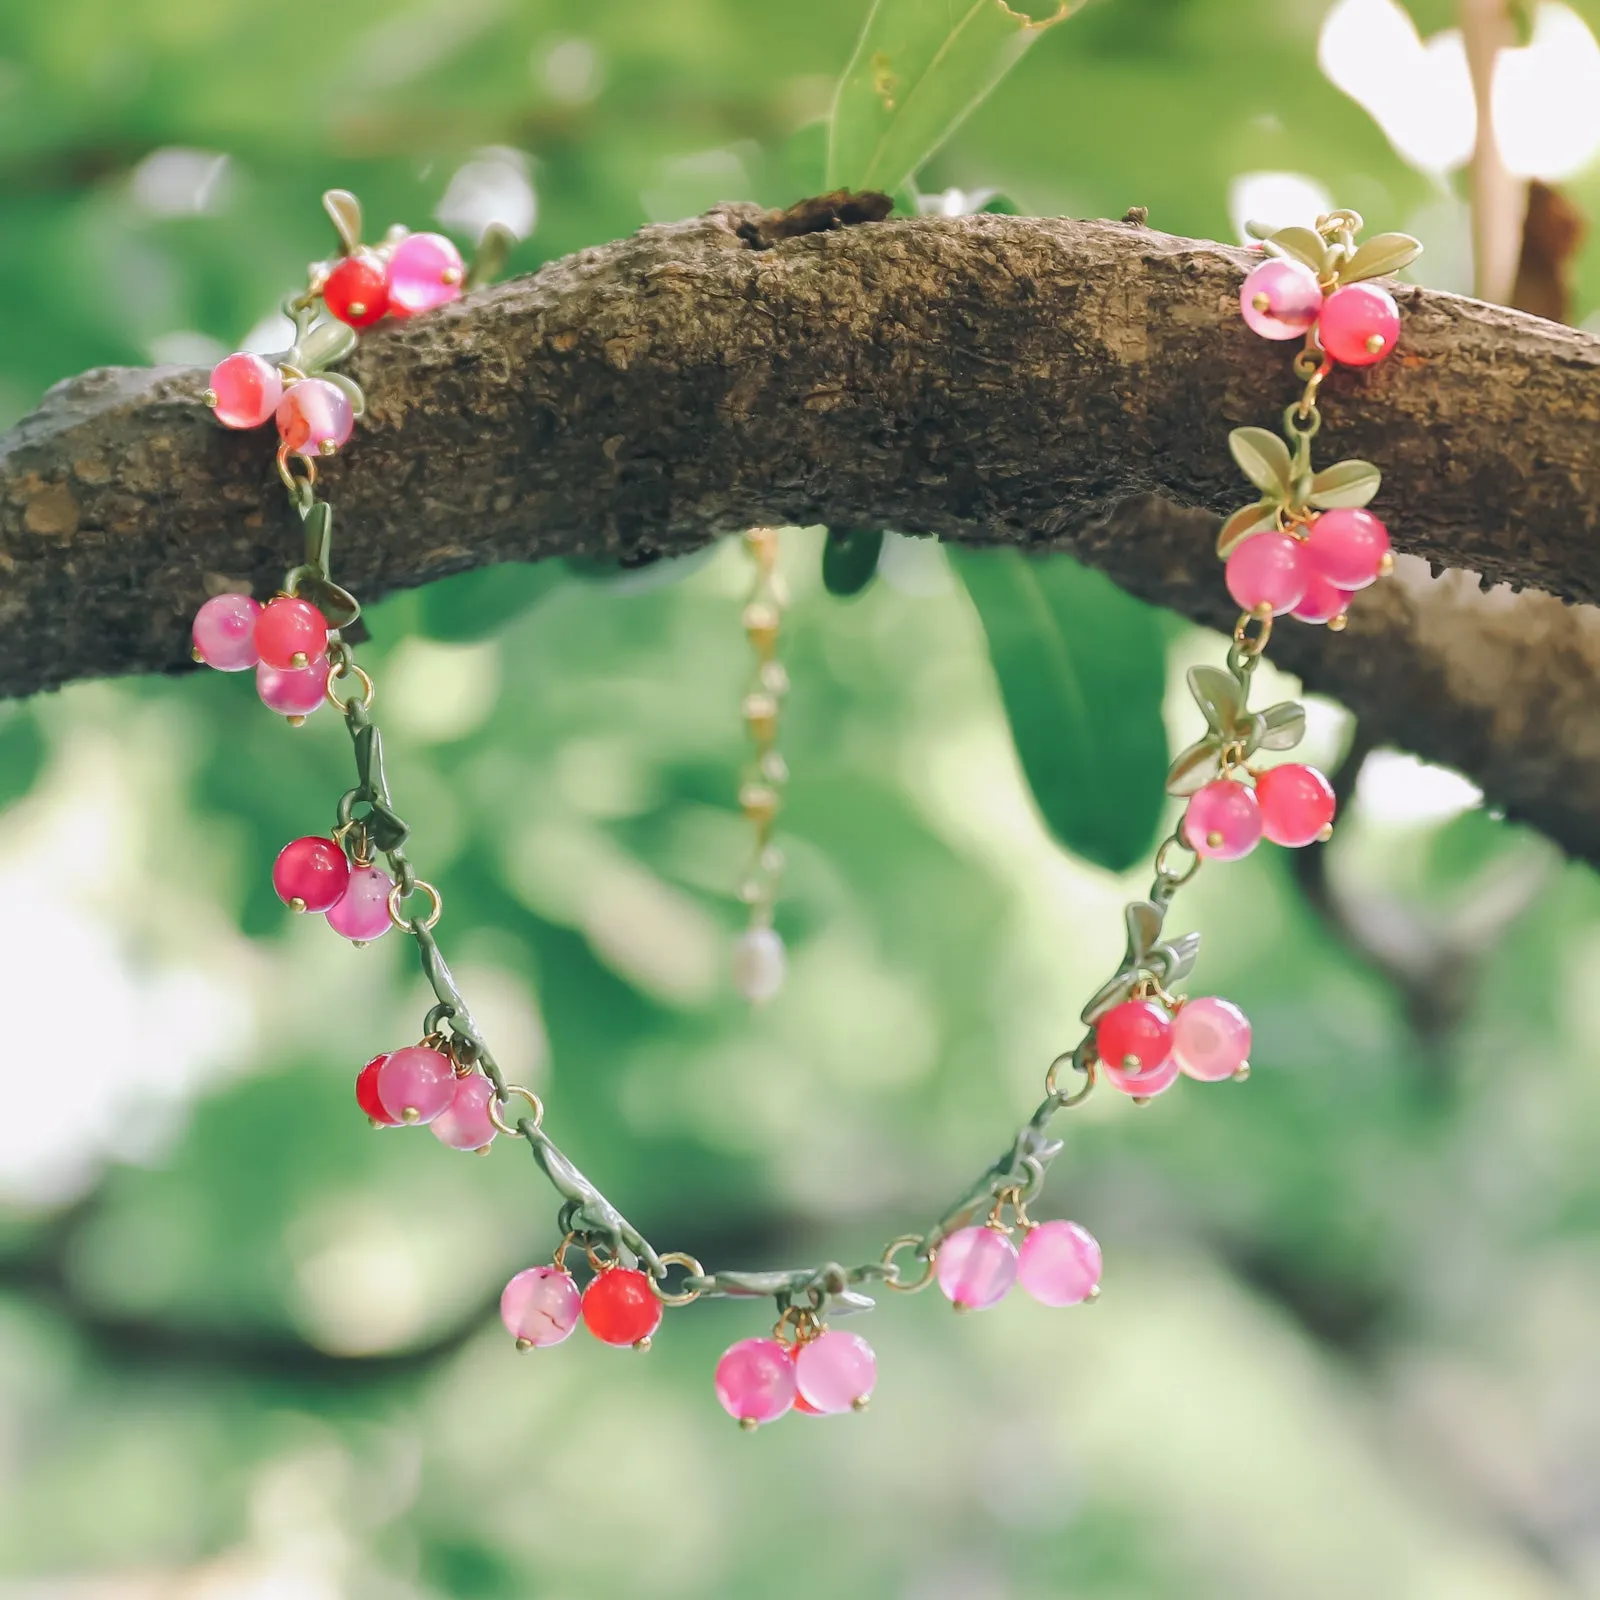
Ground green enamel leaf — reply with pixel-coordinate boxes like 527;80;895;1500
826;0;1084;193
1255;701;1307;752
822;527;885;597
1261;225;1331;274
1229;427;1293;497
952;547;1168;874
1166;737;1223;797
294;319;357;373
1308;459;1382;510
1186;664;1246;735
1340;231;1422;284
322;188;362;255
1217;500;1279;558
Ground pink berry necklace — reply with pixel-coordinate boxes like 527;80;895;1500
190;195;1418;1428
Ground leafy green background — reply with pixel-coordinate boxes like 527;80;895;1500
1;0;1598;1595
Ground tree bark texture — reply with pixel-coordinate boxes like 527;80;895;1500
3;206;1600;856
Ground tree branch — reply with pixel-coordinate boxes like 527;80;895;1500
5;206;1600;855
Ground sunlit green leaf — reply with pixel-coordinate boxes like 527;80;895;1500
951;548;1168;873
827;0;1085;192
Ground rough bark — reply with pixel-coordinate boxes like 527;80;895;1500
4;206;1600;855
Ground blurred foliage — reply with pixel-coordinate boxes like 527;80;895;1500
2;0;1600;1597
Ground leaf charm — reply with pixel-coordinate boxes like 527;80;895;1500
1255;702;1307;752
1080;901;1203;1023
1256;224;1332;275
1217;501;1279;559
1229;428;1293;497
1187;664;1246;734
1166;737;1223;797
1307;459;1381;510
1339;231;1422;284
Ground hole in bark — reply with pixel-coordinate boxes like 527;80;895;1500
735;189;894;250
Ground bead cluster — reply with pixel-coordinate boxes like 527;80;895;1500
1223;211;1420;633
188;188;1415;1435
193;593;336;722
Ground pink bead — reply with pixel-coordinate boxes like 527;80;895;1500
715;1337;797;1426
1254;763;1336;847
254;597;328;671
1291;573;1350;626
1182;779;1262;861
256;656;330;718
1225;532;1309;616
1095;997;1174;1076
1239;258;1323;340
500;1265;582;1349
276;378;354;457
1101;1051;1181;1098
272;835;350;913
191;593;262;671
1171;996;1252;1081
793;1330;877;1414
375;1045;456;1124
1305;508;1390;591
1319;281;1400;366
386;232;465;317
207;353;282;430
431;1074;498;1151
1017;1220;1102;1306
935;1225;1018;1310
325;864;395;942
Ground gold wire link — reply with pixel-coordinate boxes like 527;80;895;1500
880;1234;935;1293
650;1251;707;1306
1044;1051;1098;1105
276;442;317;496
1151;833;1201;891
1232;608;1274;660
772;1304;824;1346
387;876;442;931
486;1084;544;1138
325;660;375;712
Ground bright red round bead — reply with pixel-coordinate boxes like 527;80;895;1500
272;835;350;913
581;1267;663;1347
1094;999;1174;1078
356;1054;397;1125
323;254;390;328
254;596;328;671
1319;282;1400;366
1305;508;1391;591
1255;763;1336;847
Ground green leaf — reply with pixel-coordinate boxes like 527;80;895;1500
1166;737;1222;797
0;707;43;815
1186;664;1245;735
951;548;1168;873
1255;702;1307;752
418;560;568;642
1261;225;1331;274
1229;427;1293;497
1308;458;1382;510
826;0;1083;193
822;527;885;597
1340;231;1422;284
1217;501;1279;558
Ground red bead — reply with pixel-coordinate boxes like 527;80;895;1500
272;835;350;913
254;596;328;671
581;1267;663;1347
1291;573;1350;626
787;1343;823;1414
356;1054;397;1125
1305;509;1391;591
1319;282;1400;366
1255;763;1336;847
1094;999;1174;1079
323;254;390;328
